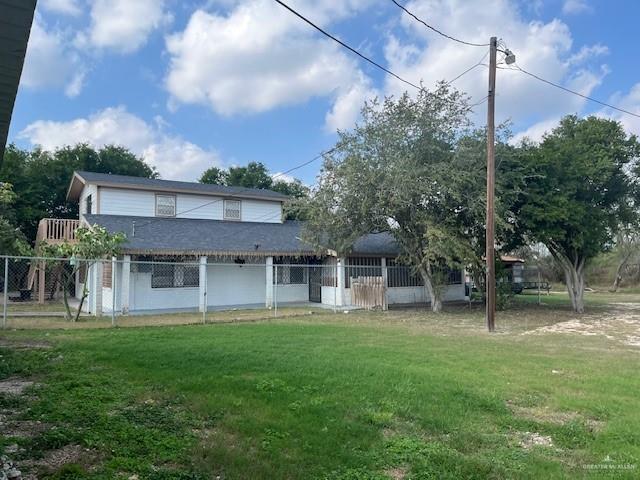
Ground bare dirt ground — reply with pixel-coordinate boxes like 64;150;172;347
524;302;640;348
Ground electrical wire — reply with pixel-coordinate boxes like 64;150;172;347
446;51;489;84
132;146;337;232
273;0;421;90
388;0;489;47
501;64;640;119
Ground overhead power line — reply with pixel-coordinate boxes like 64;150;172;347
504;64;640;119
388;0;489;47
134;147;337;232
273;0;421;90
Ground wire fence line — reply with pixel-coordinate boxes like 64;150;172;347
0;254;471;329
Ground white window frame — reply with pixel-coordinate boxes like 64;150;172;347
223;199;242;221
155;194;176;217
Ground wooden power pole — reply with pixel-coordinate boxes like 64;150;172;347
486;37;497;332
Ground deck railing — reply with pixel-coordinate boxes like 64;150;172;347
36;218;80;245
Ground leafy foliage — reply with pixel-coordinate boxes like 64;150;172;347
516;115;640;312
303;84;474;311
40;225;126;321
0;182;31;255
0;144;156;242
199;161;309;220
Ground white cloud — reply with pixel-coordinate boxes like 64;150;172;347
510;117;560;144
21;16;83;96
64;70;87;98
385;0;609;131
82;0;171;53
40;0;82;16
562;0;592;15
19;107;221;180
599;83;640;138
567;44;608;66
164;0;376;129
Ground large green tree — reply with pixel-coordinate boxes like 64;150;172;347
199;161;309;220
0;182;31;255
303;84;472;312
447;126;532;297
518;115;640;312
0;144;156;242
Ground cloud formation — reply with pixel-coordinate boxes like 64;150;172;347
164;0;375;130
19;107;222;180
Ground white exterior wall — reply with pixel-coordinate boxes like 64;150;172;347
386;283;466;305
274;284;308;303
98;187;282;223
321;286;338;306
130;271;200;311
79;184;98;219
101;262;122;313
206;263;266;306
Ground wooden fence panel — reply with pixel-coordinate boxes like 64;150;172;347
351;276;386;310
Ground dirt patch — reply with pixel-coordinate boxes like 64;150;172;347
0;379;33;395
0;339;52;349
22;444;98;473
1;419;49;438
518;431;554;449
384;466;408;479
523;303;640;348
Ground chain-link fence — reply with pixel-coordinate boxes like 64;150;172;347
0;255;470;329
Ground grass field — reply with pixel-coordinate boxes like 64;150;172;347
1;292;639;479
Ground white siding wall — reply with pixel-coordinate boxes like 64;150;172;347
100;188;155;217
79;184;98;218
207;264;266;306
98;187;282;223
242;199;282;223
274;284;309;303
131;272;200;311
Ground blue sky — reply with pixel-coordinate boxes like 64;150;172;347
9;0;640;183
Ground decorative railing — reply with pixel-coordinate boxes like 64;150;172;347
36;218;80;245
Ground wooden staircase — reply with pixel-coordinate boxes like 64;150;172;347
28;219;80;302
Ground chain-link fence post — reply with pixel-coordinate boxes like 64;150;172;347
333;263;337;314
274;264;278;318
2;257;8;329
202;259;208;325
111;256;117;327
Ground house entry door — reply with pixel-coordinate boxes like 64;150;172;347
308;267;322;303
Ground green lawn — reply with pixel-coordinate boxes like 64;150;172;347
1;301;639;479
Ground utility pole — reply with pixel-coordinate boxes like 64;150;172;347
486;36;497;332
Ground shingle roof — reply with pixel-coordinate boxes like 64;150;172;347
84;215;400;257
71;171;289;202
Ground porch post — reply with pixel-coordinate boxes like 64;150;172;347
121;255;131;314
265;256;274;308
381;257;388;310
199;256;208;313
91;261;103;316
336;257;346;307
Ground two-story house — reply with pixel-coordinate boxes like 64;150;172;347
36;171;467;315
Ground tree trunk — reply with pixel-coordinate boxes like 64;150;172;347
419;267;442;312
609;252;632;292
558;256;585;313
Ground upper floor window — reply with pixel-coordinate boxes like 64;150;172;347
224;199;241;220
156;194;176;217
85;194;92;214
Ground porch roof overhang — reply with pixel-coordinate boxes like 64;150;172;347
0;0;37;166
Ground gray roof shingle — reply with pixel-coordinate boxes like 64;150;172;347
84;214;400;257
75;171;289;201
